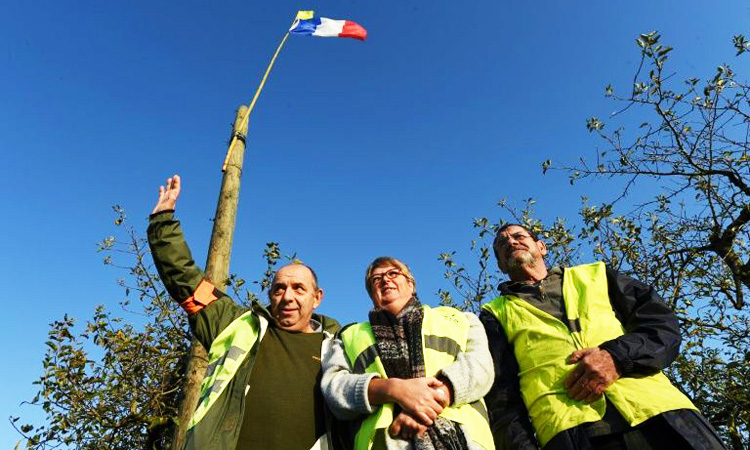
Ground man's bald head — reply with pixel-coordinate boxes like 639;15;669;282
267;263;324;333
268;263;319;298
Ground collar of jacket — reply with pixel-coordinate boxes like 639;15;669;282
250;300;341;335
499;266;563;295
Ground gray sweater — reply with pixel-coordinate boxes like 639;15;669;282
321;311;494;450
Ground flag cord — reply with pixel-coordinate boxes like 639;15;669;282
222;31;291;171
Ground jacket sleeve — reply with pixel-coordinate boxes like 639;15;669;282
320;336;380;420
598;266;682;377
479;309;539;450
148;211;205;301
438;313;495;406
147;210;245;349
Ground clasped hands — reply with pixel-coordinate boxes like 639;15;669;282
385;347;619;440
564;347;621;403
373;377;452;441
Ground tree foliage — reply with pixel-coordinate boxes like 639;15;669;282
440;33;749;448
12;207;189;449
12;208;287;449
13;31;750;450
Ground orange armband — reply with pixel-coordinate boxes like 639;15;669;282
180;280;219;315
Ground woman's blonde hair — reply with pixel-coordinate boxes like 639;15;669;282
364;256;417;300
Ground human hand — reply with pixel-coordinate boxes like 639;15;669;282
432;377;453;407
152;175;181;214
564;347;621;403
389;412;428;440
388;377;446;426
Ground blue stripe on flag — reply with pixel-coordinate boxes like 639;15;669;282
290;18;322;35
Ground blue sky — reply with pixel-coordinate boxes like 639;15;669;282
2;0;749;445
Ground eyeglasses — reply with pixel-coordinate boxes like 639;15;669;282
495;232;534;248
369;269;404;287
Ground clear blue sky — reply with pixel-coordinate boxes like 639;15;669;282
2;0;749;445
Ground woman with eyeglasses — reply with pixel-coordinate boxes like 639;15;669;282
322;256;495;450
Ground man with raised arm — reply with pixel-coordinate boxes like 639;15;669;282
480;224;726;449
148;174;340;450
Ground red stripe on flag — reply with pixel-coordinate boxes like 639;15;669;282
340;20;367;41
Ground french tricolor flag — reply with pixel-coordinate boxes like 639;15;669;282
289;11;367;41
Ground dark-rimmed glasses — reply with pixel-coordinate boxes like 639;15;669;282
369;269;404;287
495;232;534;248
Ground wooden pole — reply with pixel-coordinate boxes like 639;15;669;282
206;105;249;280
170;106;249;450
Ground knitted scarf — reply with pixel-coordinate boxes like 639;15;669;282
369;296;469;450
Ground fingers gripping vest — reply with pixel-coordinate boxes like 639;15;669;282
189;310;268;429
340;306;494;450
482;262;696;446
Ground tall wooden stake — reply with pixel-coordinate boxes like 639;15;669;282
170;106;249;449
206;105;249;281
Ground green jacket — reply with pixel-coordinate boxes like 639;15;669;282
148;211;340;450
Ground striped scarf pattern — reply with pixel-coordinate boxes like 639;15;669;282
369;297;469;450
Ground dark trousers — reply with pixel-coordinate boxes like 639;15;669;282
545;411;727;450
589;414;692;450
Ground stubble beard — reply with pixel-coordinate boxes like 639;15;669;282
502;250;537;274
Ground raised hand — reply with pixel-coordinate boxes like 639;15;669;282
152;175;181;214
564;347;621;403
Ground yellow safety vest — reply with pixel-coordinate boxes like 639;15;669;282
188;311;268;429
340;306;494;450
482;262;697;446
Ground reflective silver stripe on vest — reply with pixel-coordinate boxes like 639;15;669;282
197;380;226;407
353;345;379;374
424;335;461;357
204;345;246;378
351;335;461;373
197;345;246;406
208;379;225;395
469;400;489;422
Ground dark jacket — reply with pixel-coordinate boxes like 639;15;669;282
148;211;340;450
480;265;724;450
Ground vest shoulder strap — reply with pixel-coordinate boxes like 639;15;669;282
189;311;267;429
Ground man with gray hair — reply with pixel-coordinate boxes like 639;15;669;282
479;223;726;449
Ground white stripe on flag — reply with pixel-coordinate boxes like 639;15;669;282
312;18;346;37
